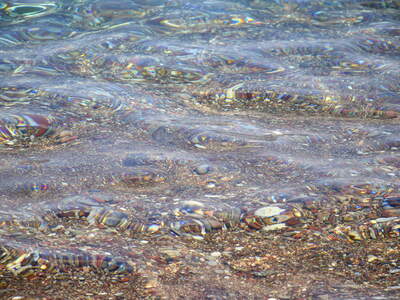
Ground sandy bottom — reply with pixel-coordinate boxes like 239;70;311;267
1;230;399;300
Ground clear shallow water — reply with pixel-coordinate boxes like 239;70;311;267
0;0;399;295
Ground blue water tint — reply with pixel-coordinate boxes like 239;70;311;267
0;0;399;296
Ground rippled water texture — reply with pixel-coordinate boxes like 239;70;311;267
0;0;400;298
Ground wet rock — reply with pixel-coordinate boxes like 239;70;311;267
193;164;212;175
210;251;221;257
367;255;379;263
206;181;216;188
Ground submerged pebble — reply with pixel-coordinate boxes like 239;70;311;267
193;164;212;175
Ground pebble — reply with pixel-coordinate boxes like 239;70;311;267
210;251;221;257
206;181;216;188
390;268;400;274
144;279;158;289
194;144;207;149
193;164;211;175
367;255;378;263
160;249;181;258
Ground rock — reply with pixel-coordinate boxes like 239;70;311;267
367;255;378;263
210;251;221;257
193;164;212;175
144;279;158;289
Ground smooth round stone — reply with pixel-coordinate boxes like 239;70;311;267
206;181;216;188
193;164;211;175
210;251;221;257
7;5;48;17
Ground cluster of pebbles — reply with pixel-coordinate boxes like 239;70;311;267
0;0;399;298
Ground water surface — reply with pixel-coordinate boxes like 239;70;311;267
0;0;399;298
